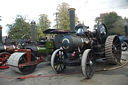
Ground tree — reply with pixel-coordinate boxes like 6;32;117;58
7;15;31;40
110;18;125;35
94;12;125;35
38;14;51;30
54;2;78;30
36;14;51;38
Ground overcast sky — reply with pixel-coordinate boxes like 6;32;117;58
0;0;128;36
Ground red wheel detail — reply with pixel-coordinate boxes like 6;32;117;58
0;52;10;69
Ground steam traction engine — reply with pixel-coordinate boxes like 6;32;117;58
51;8;121;79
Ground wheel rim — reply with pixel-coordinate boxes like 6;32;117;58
18;53;37;74
0;52;10;69
81;49;96;79
51;49;66;73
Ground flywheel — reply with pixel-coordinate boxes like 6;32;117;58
105;35;121;64
96;23;108;44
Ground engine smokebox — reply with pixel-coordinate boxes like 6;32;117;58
31;20;36;44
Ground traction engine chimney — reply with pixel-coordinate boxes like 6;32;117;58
31;20;36;44
69;8;76;33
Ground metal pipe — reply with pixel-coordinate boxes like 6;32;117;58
31;20;36;44
68;8;75;33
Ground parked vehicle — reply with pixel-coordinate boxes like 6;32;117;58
51;8;121;79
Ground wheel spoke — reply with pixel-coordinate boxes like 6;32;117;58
89;64;94;73
22;57;27;63
58;64;62;71
87;57;95;72
55;64;59;71
115;43;121;47
86;63;94;78
54;65;57;70
114;38;118;44
60;64;62;70
86;65;90;77
2;55;5;60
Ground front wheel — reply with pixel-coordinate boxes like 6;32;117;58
51;49;66;73
81;49;96;79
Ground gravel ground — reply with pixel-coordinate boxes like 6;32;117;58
0;51;128;85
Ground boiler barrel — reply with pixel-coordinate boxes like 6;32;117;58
5;45;17;53
0;45;17;53
37;46;46;56
62;35;83;52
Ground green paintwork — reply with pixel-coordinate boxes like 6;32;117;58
37;41;55;56
46;41;54;48
37;46;47;55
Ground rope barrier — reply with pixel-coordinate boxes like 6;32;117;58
0;59;127;80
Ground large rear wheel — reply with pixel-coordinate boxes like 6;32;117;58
105;35;121;64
